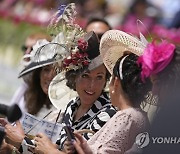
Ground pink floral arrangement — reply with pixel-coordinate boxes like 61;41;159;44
63;51;89;68
77;38;88;51
138;40;176;81
62;38;89;70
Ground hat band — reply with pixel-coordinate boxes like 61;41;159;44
119;55;129;80
88;55;103;70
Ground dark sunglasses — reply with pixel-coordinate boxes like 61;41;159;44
21;45;33;52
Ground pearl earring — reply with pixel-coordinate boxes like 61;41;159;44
111;90;115;94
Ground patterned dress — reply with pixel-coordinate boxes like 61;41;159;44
87;108;150;154
57;92;117;149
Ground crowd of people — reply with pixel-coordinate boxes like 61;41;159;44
0;1;180;154
0;0;179;28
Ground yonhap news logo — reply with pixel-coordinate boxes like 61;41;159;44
135;132;150;148
135;132;180;148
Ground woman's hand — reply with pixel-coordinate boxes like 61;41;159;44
5;121;25;148
63;139;76;154
73;133;93;154
34;133;60;154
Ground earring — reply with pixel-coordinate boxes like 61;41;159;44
111;90;115;94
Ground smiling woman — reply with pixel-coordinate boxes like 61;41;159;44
30;31;117;154
53;31;117;151
0;38;64;154
75;65;107;107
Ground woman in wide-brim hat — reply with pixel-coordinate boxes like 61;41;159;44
100;30;159;122
0;39;65;154
17;39;63;118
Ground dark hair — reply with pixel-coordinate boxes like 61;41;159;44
85;17;112;30
85;17;112;39
113;53;152;106
65;66;110;91
24;68;51;115
129;0;149;14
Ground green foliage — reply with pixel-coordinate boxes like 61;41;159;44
0;18;47;66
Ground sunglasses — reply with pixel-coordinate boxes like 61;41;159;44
21;45;33;52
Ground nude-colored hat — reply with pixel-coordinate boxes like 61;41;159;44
100;30;147;74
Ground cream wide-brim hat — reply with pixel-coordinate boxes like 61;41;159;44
100;30;147;74
48;71;77;111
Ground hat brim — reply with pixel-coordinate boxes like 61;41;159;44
100;30;146;74
88;54;103;71
48;71;77;111
19;42;68;78
18;58;56;78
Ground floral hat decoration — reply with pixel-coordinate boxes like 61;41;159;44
137;40;176;82
18;3;79;78
61;31;102;71
31;3;102;74
19;3;101;78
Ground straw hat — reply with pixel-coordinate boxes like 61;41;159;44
100;30;147;74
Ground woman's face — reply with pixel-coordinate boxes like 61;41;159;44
40;65;56;95
75;65;107;106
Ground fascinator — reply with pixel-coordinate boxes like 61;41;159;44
37;3;102;73
18;3;86;78
18;39;65;78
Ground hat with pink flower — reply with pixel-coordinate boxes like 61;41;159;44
100;29;176;82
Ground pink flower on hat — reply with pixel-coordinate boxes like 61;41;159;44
78;38;88;51
62;51;90;70
138;40;175;81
